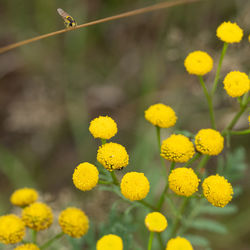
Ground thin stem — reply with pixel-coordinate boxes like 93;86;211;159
148;232;154;250
196;155;210;173
156;126;166;169
211;42;228;96
228;129;250;135
157;162;175;210
138;200;157;211
98;180;113;185
0;0;200;54
169;197;189;238
32;230;37;244
198;76;216;129
40;232;64;249
183;153;201;168
110;171;119;185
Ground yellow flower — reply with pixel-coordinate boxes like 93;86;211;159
14;243;40;250
202;174;233;207
161;134;195;163
97;142;129;171
248;114;250;126
144;103;177;128
223;71;250;98
96;234;123;250
10;188;38;207
168;168;200;197
166;236;193;250
120;172;150;201
89;116;118;140
73;162;99;191
0;214;25;244
22;202;53;231
59;207;89;238
195;129;224;155
216;21;243;43
184;51;213;76
145;212;168;232
248;34;250;43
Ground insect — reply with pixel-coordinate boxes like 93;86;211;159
57;8;77;28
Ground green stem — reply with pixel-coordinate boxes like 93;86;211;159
138;200;157;211
165;196;178;217
32;230;37;244
169;197;189;238
147;232;154;250
157;162;175;210
198;76;216;129
183;153;201;167
40;232;64;249
98;180;113;185
228;129;250;135
101;139;106;145
196;155;210;173
110;171;119;185
156;126;166;169
211;42;228;96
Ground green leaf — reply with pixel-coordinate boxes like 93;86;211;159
189;218;228;234
183;234;210;247
198;204;238;215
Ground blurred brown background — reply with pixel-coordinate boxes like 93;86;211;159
0;0;249;249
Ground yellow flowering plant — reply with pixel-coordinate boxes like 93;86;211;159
0;17;249;250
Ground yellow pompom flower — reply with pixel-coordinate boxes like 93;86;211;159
248;114;250;127
248;34;250;43
195;129;224;155
59;207;89;238
14;243;40;250
120;172;150;201
10;188;38;207
0;214;25;244
223;71;250;98
202;174;233;207
73;162;99;191
166;236;193;250
168;168;200;197
144;103;177;128
22;202;53;231
145;212;168;232
161;134;195;163
89;116;118;140
97;142;129;171
184;51;213;76
96;234;123;250
216;21;243;43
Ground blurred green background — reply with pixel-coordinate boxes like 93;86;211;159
0;0;249;249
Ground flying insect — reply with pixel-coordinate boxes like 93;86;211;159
57;8;77;28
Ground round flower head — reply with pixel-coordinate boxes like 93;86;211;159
184;51;213;76
166;236;193;250
248;114;250;127
144;103;177;128
89;116;118;140
10;188;38;207
22;202;53;231
59;207;89;238
195;129;224;155
145;212;168;232
202;174;233;207
73;162;99;191
120;172;150;201
0;214;25;244
97;142;129;171
223;71;250;98
14;243;40;250
248;34;250;43
161;134;195;163
168;168;200;197
216;21;243;43
96;234;123;250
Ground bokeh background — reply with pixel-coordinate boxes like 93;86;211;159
0;0;249;249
